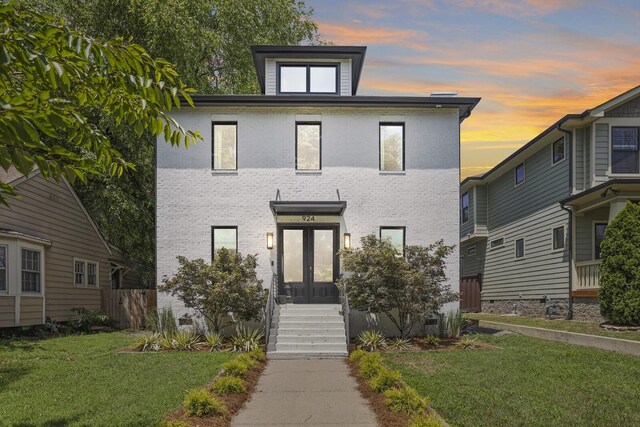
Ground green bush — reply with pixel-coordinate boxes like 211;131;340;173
172;329;202;351
211;376;246;394
230;326;264;352
159;333;174;351
388;337;412;351
409;414;446;427
424;335;440;346
223;359;249;377
384;387;429;415
599;201;640;325
157;420;189;427
349;349;368;362
247;347;266;362
183;388;226;417
370;368;403;392
205;332;223;351
454;336;477;350
357;330;387;351
359;353;384;379
237;353;257;369
132;332;160;352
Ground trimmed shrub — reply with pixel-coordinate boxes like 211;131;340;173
157;420;189;427
409;414;446;427
384;387;429;415
349;349;368;362
247;347;266;362
183;389;226;417
211;376;246;395
370;368;403;392
237;353;257;369
599;201;640;325
359;353;384;379
223;359;249;377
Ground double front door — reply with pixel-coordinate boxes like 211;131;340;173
278;225;339;303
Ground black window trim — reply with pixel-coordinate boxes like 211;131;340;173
295;121;322;171
552;226;565;251
515;162;525;186
276;62;340;95
490;237;505;250
211;226;238;260
515;237;525;259
552;138;566;165
611;126;640;175
461;191;470;224
0;244;7;292
379;226;406;256
379;122;406;172
211;121;238;171
467;245;477;256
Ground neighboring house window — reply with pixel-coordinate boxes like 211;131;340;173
490;238;504;249
296;123;321;170
611;127;639;174
74;260;85;286
553;226;565;251
461;192;470;223
278;64;338;94
515;238;525;259
380;123;404;171
552;138;565;164
467;246;477;256
380;227;405;255
594;223;607;259
87;262;98;287
0;245;6;291
212;226;238;259
21;249;41;293
212;122;237;171
515;163;525;186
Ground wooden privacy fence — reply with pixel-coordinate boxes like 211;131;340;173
460;274;482;313
101;289;157;329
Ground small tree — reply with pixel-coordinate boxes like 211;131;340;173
159;249;267;333
339;235;457;338
599;201;640;325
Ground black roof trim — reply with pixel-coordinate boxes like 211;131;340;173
560;179;640;205
270;200;347;216
251;45;367;95
183;95;481;121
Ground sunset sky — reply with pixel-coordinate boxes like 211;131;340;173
308;0;640;178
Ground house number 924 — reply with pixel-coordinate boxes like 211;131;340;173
302;215;315;222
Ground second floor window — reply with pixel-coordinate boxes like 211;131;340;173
380;123;404;171
515;163;525;186
553;138;565;164
553;226;565;250
461;192;470;223
212;123;237;171
278;64;338;94
296;123;321;170
515;238;525;259
212;227;238;259
612;127;639;174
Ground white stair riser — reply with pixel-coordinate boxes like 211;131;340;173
277;329;345;336
267;351;348;359
275;343;347;352
276;336;346;344
278;321;344;328
278;316;344;323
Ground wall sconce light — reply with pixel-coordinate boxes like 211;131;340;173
343;233;351;249
266;232;274;250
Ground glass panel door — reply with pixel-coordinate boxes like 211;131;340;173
283;229;304;283
313;229;334;282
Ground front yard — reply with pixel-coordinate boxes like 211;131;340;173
0;332;233;426
384;333;640;427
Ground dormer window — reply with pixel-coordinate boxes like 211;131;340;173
278;63;339;95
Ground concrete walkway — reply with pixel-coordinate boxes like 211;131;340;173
232;359;378;427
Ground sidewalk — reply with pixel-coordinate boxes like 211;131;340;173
232;359;378;427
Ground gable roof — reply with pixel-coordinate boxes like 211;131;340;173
251;45;367;95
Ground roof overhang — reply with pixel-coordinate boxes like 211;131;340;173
251;45;367;95
270;201;347;216
561;179;640;209
0;229;53;247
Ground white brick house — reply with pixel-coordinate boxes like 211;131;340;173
156;45;479;353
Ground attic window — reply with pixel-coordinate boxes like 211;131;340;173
278;63;338;94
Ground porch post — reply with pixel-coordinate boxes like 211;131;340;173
608;199;627;222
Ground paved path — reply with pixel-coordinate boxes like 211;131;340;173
232;359;378;427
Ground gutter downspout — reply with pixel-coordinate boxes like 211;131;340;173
558;123;574;320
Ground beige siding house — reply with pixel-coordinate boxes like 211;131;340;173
0;168;135;327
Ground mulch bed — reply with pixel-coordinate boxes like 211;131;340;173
347;359;410;427
164;360;267;427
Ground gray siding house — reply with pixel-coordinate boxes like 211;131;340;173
157;45;480;356
460;86;640;321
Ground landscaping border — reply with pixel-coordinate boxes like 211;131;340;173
476;320;640;356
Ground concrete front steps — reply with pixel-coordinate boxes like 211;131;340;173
267;304;348;359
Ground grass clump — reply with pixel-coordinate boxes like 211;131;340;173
384;387;429;415
236;353;257;369
370;368;403;392
183;388;226;417
211;376;246;395
359;352;384;379
349;349;368;362
222;359;249;377
409;414;446;427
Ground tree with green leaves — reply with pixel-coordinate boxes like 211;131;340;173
0;0;200;203
599;201;640;325
159;250;267;333
17;0;323;286
339;235;458;338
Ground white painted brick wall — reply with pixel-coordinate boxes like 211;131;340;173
157;107;461;318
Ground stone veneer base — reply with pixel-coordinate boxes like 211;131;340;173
482;297;605;323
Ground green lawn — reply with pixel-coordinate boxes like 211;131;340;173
384;334;640;427
0;332;234;427
467;313;640;341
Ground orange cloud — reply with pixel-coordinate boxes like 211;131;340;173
317;22;430;52
448;0;581;17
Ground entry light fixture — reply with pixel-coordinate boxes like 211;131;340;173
343;233;351;249
266;232;274;250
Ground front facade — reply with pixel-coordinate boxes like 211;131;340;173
460;86;640;321
156;45;479;335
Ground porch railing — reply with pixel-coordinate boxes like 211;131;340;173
575;260;601;290
264;273;277;349
339;285;350;348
